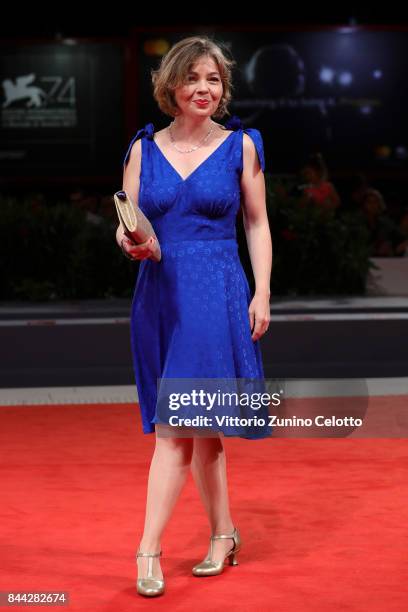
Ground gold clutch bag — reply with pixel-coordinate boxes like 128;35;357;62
113;190;161;262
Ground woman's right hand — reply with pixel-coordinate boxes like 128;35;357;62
122;235;157;260
116;225;156;261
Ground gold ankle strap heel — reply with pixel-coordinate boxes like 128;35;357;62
136;550;165;597
192;526;241;576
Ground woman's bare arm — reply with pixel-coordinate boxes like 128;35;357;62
116;139;142;246
116;139;155;259
240;134;272;340
240;134;272;297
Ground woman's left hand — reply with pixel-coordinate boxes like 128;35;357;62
248;291;271;341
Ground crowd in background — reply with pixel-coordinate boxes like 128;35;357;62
277;152;408;257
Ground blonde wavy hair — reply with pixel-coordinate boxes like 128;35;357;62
151;36;236;119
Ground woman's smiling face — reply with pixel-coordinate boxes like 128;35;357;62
173;55;223;118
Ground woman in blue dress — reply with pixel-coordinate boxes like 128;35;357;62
116;36;272;597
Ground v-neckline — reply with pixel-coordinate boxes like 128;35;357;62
151;129;235;183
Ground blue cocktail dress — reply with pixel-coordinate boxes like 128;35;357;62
123;115;272;439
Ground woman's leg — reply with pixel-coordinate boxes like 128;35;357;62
137;425;194;579
190;436;236;562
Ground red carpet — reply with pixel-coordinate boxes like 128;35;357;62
1;399;407;611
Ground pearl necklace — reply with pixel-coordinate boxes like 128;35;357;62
168;120;216;153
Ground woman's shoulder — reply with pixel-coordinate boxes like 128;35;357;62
224;115;265;172
123;122;156;167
